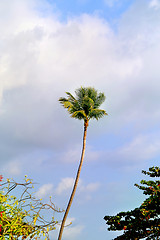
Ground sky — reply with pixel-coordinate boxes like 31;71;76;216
0;0;160;239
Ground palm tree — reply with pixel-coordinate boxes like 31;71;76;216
58;87;107;240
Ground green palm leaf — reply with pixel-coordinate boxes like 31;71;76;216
59;87;107;122
71;110;87;119
89;109;107;120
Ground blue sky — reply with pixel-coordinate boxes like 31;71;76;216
45;0;135;22
1;0;160;239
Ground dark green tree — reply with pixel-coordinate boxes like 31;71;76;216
104;167;160;240
58;87;107;240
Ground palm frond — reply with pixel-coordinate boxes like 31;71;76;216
75;87;86;106
63;101;73;109
71;110;87;120
66;92;76;100
86;87;98;102
89;109;107;120
82;97;94;115
59;87;107;122
59;97;68;102
94;93;106;108
59;98;73;109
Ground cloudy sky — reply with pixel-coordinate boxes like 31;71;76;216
1;0;160;239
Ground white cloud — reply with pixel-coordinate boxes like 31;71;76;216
78;181;100;203
117;136;160;163
79;182;100;193
104;132;160;168
119;135;160;160
56;178;75;195
61;144;100;163
55;217;84;240
0;0;160;168
104;0;118;7
62;224;84;240
3;159;22;176
85;182;100;191
55;178;100;199
65;217;75;226
149;0;160;9
61;146;82;163
59;217;84;240
35;183;54;198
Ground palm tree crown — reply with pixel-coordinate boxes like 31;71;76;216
59;87;107;125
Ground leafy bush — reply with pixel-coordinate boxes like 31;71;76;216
0;175;62;239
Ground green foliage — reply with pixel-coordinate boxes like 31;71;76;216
104;167;160;240
59;87;107;123
0;176;62;239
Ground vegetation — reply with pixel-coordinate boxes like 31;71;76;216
0;175;62;239
58;87;107;240
104;167;160;240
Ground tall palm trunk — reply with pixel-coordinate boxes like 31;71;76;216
58;121;88;240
